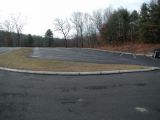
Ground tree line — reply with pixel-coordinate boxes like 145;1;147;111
0;30;73;47
54;0;160;47
100;0;160;44
0;0;159;47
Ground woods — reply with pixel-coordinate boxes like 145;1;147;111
103;0;160;44
0;0;159;47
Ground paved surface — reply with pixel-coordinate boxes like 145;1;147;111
0;70;160;120
0;47;19;54
31;48;160;67
1;47;160;120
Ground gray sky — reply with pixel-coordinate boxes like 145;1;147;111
0;0;150;37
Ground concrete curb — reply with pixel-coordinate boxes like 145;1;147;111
0;67;159;76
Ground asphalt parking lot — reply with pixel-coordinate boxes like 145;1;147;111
0;47;160;120
31;47;160;67
0;70;160;120
0;47;19;54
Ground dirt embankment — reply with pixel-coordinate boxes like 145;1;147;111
97;43;160;54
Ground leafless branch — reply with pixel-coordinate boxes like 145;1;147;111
54;18;71;47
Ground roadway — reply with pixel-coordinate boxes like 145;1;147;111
0;70;160;120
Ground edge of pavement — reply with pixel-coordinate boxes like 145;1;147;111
0;66;159;76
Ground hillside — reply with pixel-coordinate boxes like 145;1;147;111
97;43;160;54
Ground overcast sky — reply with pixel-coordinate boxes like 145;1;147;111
0;0;150;37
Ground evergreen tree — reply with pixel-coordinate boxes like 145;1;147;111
149;0;160;42
28;34;33;47
130;10;139;41
139;3;150;42
118;8;130;41
105;8;130;43
45;29;54;47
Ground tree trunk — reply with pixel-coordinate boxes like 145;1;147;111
65;37;67;48
17;32;20;47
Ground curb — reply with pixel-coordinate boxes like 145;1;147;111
0;67;159;76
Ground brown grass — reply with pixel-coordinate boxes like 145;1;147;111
97;43;160;54
0;48;147;72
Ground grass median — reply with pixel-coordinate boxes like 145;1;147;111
0;48;148;72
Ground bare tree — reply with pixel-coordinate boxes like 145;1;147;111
71;12;80;47
84;13;97;47
0;15;2;30
3;19;14;32
71;12;80;36
11;14;26;46
54;18;71;48
0;23;3;31
71;12;85;47
1;18;15;46
103;6;113;24
92;9;103;33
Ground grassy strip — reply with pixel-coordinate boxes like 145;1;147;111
0;48;147;72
